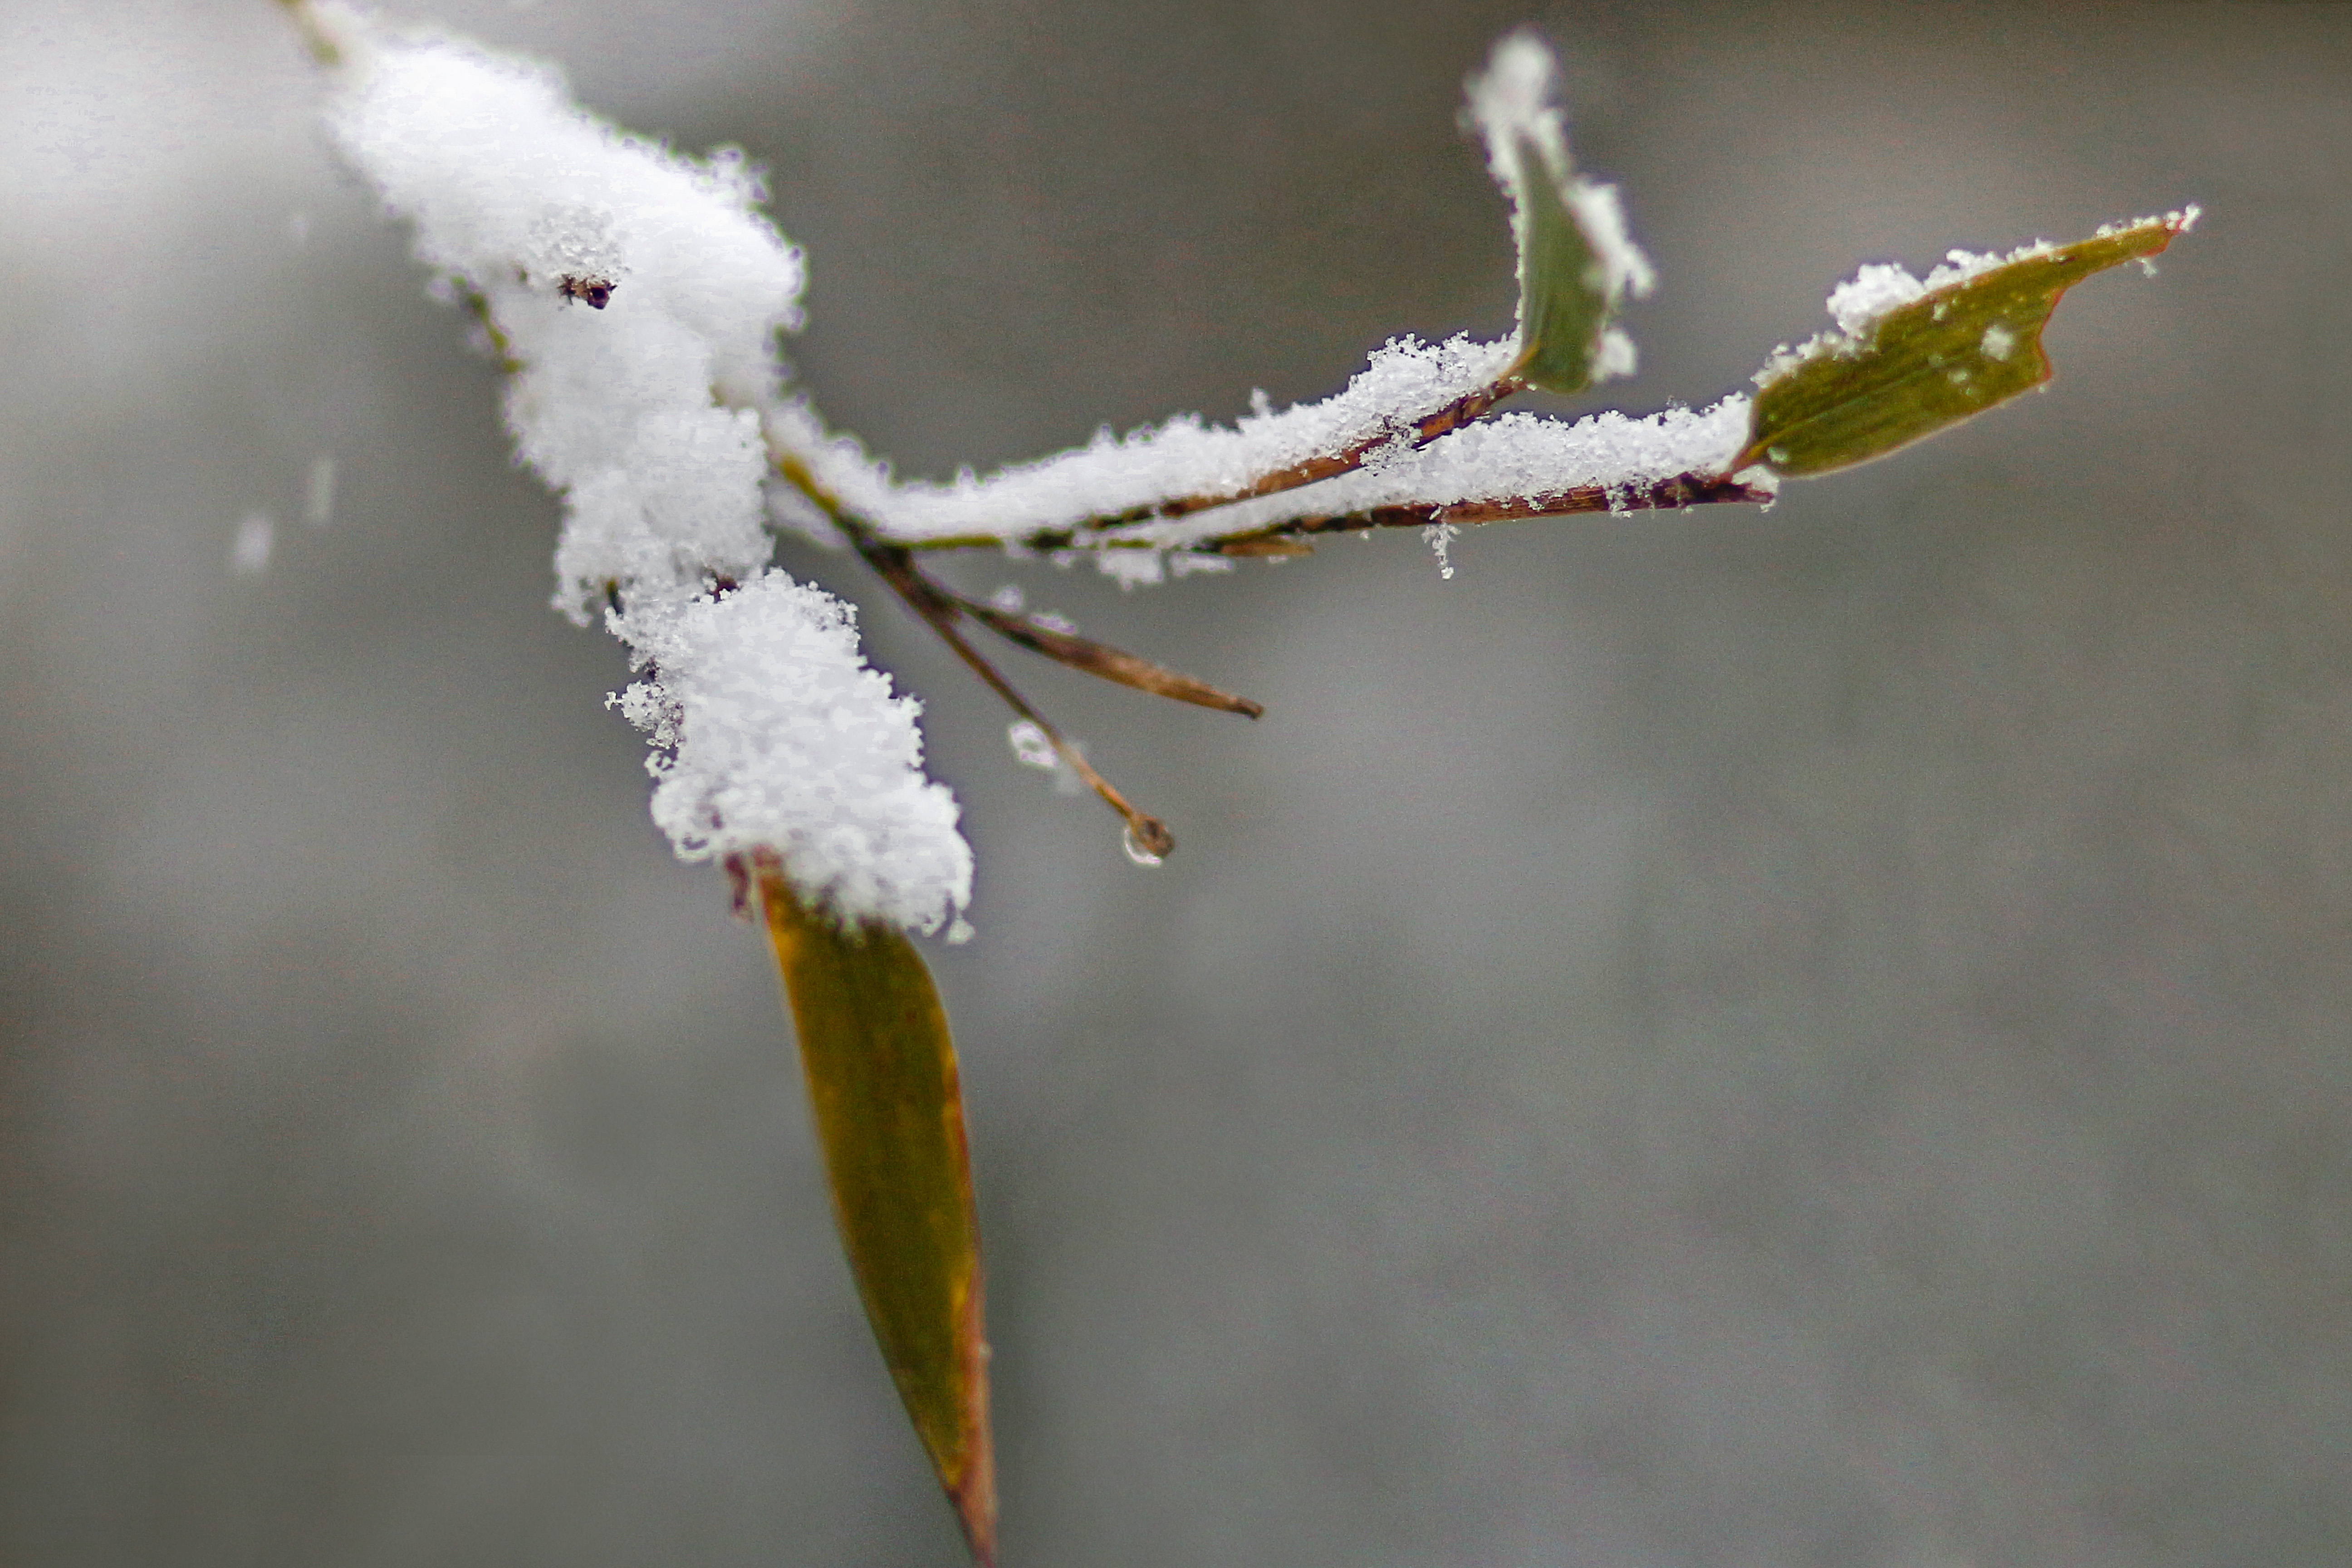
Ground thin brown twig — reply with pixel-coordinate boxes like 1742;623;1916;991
1152;372;1529;520
858;541;1177;860
942;593;1264;719
1227;466;1777;546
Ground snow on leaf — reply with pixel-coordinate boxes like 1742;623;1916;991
1739;209;2197;477
1464;30;1654;396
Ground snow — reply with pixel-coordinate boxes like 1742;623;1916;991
316;2;803;613
311;3;969;931
771;335;1744;561
1114;394;1761;552
1006;721;1058;772
748;29;1687;564
767;333;1520;548
610;573;972;936
304;455;338;528
230;512;274;576
308;3;1777;924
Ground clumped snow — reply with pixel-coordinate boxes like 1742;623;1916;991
769;335;1747;563
1120;394;1762;552
612;574;971;935
311;4;1763;921
313;3;970;931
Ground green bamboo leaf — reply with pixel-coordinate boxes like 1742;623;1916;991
1737;210;2197;478
1468;32;1654;397
756;863;996;1568
1507;132;1616;395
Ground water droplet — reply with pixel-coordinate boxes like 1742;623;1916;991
1122;823;1166;867
1007;720;1057;771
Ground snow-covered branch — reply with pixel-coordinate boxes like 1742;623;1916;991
294;0;2190;921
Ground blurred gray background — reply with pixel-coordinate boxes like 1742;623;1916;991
3;1;2346;1563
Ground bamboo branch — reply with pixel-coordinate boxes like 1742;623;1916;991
889;370;1538;554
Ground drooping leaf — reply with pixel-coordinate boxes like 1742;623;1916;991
757;863;995;1567
1736;211;2196;478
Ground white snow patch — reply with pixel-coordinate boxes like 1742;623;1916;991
304;455;338;528
1118;394;1761;551
772;333;1519;546
315;4;970;930
611;573;971;934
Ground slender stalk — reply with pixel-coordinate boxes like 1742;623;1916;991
943;592;1263;719
776;454;1179;858
861;542;1176;860
1245;466;1777;542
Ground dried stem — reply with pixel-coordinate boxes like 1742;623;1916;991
861;541;1176;860
944;593;1263;719
1227;466;1777;545
774;454;1180;857
1150;372;1529;521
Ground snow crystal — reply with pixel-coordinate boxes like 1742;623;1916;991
304;455;338;528
1006;721;1058;771
230;512;274;576
1423;519;1460;580
611;573;971;934
1094;550;1167;590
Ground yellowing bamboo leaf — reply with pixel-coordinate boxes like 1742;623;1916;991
1737;210;2196;477
756;862;996;1568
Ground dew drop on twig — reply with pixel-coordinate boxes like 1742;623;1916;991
1121;823;1166;868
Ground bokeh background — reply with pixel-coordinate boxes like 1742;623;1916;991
4;1;2347;1563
